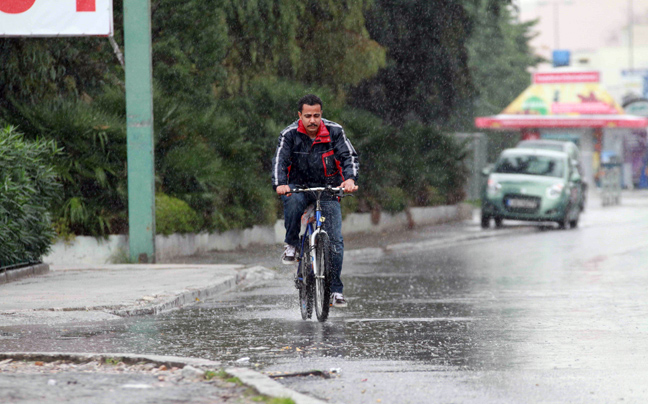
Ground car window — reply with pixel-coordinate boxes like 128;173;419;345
518;143;563;152
494;155;564;178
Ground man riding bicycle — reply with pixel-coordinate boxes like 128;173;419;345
272;94;359;308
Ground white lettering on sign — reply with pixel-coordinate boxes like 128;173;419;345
0;0;111;36
533;71;600;84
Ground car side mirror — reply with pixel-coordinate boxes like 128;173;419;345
481;164;493;176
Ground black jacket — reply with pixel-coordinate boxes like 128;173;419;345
271;118;359;190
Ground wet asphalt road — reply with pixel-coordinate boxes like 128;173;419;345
3;192;648;403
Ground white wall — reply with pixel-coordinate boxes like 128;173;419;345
44;204;472;266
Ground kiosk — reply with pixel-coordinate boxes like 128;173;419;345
476;70;648;188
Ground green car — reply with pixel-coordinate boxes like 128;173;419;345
481;148;584;229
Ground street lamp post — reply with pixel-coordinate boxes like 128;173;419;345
124;0;156;263
535;0;574;50
629;0;634;71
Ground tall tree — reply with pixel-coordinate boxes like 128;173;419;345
349;0;517;127
466;2;542;118
222;0;386;94
350;0;475;126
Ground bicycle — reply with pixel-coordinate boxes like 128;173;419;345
291;186;346;322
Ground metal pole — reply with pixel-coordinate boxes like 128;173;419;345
629;0;634;71
554;2;559;49
124;0;156;263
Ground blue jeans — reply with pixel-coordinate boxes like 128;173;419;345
282;191;344;294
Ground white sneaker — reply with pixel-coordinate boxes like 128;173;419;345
331;292;348;308
281;244;297;265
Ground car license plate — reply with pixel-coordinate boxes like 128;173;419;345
507;198;537;209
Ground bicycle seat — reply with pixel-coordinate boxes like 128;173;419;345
301;205;316;225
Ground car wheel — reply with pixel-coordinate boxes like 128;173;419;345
557;218;568;229
569;210;580;228
557;211;570;229
494;216;503;228
480;213;490;229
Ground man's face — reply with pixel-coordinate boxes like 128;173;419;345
298;104;322;137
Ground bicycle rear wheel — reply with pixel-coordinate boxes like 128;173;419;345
314;233;331;322
298;257;313;320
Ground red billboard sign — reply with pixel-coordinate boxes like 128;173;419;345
533;71;600;84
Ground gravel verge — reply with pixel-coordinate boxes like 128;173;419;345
0;353;308;404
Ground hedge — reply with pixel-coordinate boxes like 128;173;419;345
0;126;61;266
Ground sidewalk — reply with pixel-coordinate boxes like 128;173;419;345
0;210;490;404
0;263;326;404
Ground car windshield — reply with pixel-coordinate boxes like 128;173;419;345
494;155;564;178
518;143;563;152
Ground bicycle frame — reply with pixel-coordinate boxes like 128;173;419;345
292;186;346;321
294;187;343;282
298;194;326;281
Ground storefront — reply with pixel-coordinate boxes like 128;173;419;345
476;70;648;188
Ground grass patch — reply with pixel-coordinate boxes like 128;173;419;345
226;376;243;385
212;369;295;404
251;397;295;404
104;357;122;365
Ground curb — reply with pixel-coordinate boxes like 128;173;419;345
0;352;326;404
112;265;276;317
384;228;528;253
0;263;49;285
0;352;221;369
225;367;327;404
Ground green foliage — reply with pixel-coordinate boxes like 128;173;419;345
351;0;476;126
466;2;543;118
294;0;386;89
5;98;128;237
0;0;538;238
0;126;61;266
381;187;409;213
150;0;228;104
339;109;468;209
152;93;278;232
251;397;296;404
226;376;243;385
0;37;119;106
104;357;122;366
340;195;359;218
155;193;203;236
204;370;219;380
221;0;385;93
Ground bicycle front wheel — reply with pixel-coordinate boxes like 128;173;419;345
314;233;332;322
298;257;313;320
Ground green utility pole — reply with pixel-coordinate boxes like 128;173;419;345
124;0;156;263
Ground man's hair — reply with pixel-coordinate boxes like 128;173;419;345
298;94;323;112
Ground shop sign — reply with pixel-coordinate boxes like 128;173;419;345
0;0;113;36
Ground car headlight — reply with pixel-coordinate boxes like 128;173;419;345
487;178;501;196
546;183;565;199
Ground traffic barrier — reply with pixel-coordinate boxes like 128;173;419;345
601;166;621;207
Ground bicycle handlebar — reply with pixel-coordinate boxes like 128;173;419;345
290;186;346;197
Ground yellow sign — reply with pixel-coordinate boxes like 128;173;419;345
502;82;624;116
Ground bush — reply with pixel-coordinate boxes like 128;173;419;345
155;193;203;236
381;187;409;213
6;98;127;237
340;108;468;209
2;76;468;239
0;126;61;265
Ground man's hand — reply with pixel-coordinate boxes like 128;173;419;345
340;179;358;193
276;185;292;196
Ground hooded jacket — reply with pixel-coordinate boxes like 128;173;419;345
271;118;359;191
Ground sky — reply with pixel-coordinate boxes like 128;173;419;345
518;0;648;58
